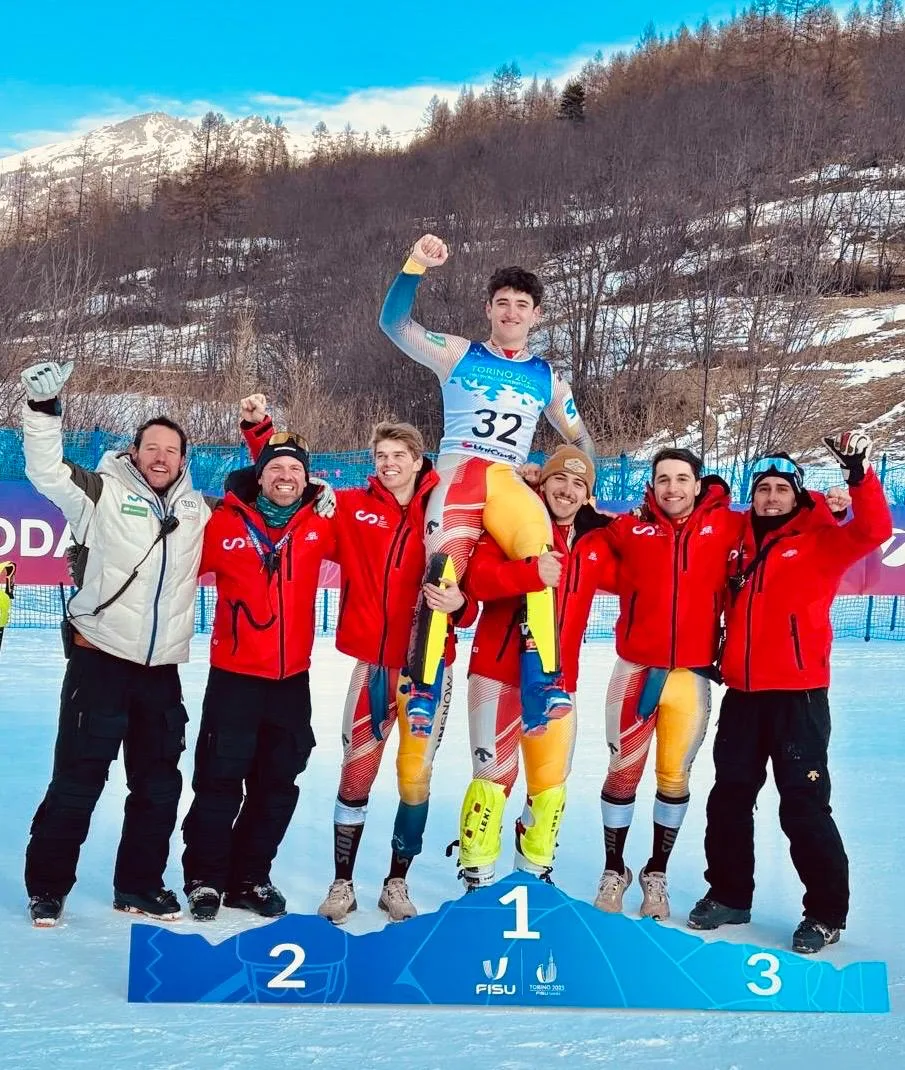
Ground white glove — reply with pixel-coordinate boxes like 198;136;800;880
21;361;74;402
310;477;336;519
823;431;873;485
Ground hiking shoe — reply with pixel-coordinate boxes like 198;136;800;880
687;896;751;930
187;884;221;922
594;867;633;913
378;877;417;921
28;894;65;928
317;879;357;924
114;888;182;921
639;867;670;920
224;882;287;918
792;917;841;955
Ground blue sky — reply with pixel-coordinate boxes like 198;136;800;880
0;1;739;156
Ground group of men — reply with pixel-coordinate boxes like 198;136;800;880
16;232;892;956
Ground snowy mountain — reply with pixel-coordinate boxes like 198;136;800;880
0;112;309;219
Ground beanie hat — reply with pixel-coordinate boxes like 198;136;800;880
539;445;596;494
254;432;310;479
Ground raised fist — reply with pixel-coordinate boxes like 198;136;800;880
240;393;268;424
518;462;542;487
410;234;449;269
21;361;74;403
824;485;852;515
823;430;873;485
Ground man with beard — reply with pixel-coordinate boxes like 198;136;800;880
20;360;212;926
688;434;892;953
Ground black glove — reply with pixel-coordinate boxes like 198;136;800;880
823;431;873;486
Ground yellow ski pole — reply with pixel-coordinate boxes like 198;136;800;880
0;561;16;653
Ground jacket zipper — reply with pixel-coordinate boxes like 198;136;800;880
625;591;638;638
276;568;286;678
669;531;683;668
498;609;521;662
377;518;406;663
336;579;351;633
790;614;804;670
146;535;167;666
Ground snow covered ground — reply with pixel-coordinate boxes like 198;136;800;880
0;633;902;1069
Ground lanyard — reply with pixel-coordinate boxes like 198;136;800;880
243;515;291;575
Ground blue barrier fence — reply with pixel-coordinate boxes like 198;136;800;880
8;586;905;642
3;427;902;640
1;426;904;503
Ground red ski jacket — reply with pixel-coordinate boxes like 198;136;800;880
603;477;744;670
244;418;471;669
464;506;617;691
721;470;892;692
200;473;337;679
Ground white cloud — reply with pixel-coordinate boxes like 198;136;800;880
0;47;621;160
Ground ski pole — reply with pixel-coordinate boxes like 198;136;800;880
0;561;16;653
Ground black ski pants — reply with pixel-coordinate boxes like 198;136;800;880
25;644;188;897
181;666;315;894
703;686;849;929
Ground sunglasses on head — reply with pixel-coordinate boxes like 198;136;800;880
267;431;310;451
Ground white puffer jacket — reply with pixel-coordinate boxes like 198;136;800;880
23;405;213;665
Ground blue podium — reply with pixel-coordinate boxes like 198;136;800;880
128;873;888;1011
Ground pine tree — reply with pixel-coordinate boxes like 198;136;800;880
558;80;586;122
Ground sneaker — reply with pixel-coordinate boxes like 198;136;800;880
224;882;287;918
792;917;841;955
639;867;670;920
378;877;417;922
187;884;221;922
317;879;358;924
114;888;182;921
594;867;633;913
28;894;65;928
404;680;438;737
687;896;751;930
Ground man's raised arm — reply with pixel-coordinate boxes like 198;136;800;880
378;233;469;381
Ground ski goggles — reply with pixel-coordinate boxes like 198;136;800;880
266;431;310;451
749;454;804;496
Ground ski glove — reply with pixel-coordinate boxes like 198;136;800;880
823;430;873;486
21;360;74;403
310;478;336;519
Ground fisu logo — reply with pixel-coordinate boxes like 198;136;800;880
482;956;509;980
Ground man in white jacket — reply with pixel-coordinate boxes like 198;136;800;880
20;361;213;927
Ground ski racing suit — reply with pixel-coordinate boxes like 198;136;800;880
379;264;595;730
458;505;616;884
598;477;744;879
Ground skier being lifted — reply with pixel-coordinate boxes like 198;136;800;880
379;233;596;770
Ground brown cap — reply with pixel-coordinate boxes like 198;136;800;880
539;445;596;493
